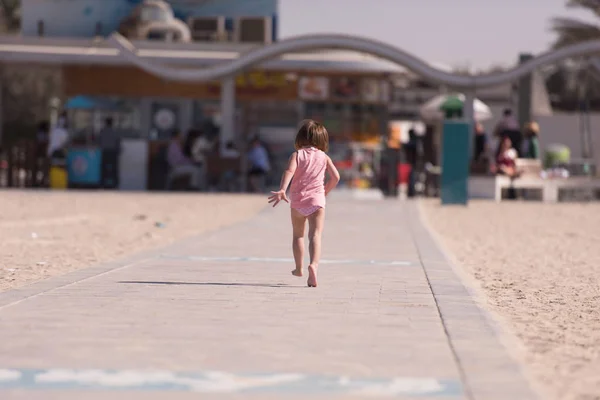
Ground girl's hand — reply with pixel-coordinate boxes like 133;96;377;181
268;190;289;207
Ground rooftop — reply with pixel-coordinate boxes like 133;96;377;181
0;35;414;74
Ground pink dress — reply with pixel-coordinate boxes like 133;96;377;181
290;147;327;216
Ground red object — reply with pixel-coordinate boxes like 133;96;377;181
333;160;353;170
398;163;412;185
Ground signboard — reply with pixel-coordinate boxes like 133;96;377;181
361;78;380;103
67;148;102;186
330;77;360;101
208;71;295;99
298;77;329;100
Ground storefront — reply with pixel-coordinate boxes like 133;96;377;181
0;36;403;191
61;58;394;190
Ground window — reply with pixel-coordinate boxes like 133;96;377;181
147;29;168;41
140;6;170;23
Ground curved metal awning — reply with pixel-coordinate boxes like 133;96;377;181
0;36;406;74
108;33;600;88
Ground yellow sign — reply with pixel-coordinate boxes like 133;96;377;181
235;71;287;89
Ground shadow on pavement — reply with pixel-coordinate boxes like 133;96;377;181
119;281;302;288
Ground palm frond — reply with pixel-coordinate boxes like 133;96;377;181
551;17;600;48
566;0;600;18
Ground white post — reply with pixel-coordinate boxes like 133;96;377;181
0;79;3;147
220;75;244;190
220;76;235;153
464;90;475;160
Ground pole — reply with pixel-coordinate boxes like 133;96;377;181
464;90;475;156
220;75;245;190
220;76;235;153
0;78;3;148
517;53;534;130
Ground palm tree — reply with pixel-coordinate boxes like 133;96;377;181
552;0;600;48
0;0;20;33
551;0;600;159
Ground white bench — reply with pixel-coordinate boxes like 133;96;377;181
469;159;545;201
469;175;545;202
470;174;600;202
543;178;600;202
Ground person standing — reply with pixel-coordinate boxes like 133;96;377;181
47;113;69;159
473;122;489;162
98;117;121;189
523;122;541;160
34;121;50;187
494;108;523;158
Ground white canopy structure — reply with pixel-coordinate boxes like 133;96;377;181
419;94;494;122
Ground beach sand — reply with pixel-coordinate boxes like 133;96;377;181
0;191;266;292
421;199;600;400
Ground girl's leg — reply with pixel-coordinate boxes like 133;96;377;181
290;208;307;277
307;208;325;287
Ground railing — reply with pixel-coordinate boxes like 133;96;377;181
0;140;40;188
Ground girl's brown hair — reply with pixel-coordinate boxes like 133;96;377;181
294;119;329;152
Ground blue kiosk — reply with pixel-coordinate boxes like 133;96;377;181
64;96;116;188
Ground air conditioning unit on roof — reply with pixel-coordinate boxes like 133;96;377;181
188;16;226;42
234;16;273;44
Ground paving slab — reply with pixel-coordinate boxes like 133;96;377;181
0;198;536;399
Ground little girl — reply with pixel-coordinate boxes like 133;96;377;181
268;120;340;287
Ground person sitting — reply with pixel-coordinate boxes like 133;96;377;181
183;129;210;188
495;137;520;178
166;130;203;190
247;137;271;193
494;136;521;199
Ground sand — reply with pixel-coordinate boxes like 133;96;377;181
0;191;266;292
420;199;600;400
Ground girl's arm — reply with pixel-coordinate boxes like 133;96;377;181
324;156;341;196
278;151;298;193
268;152;297;207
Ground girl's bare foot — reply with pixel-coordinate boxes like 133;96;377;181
291;268;303;277
307;264;318;287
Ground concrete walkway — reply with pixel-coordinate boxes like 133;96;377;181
0;198;536;400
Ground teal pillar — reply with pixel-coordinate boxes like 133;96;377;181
441;121;470;205
440;92;473;205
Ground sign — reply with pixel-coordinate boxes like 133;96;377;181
154;108;176;130
298;77;329;100
330;77;360;101
208;71;294;98
361;79;380;102
67;149;102;186
236;71;288;89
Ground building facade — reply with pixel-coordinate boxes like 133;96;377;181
12;1;424;192
21;0;278;41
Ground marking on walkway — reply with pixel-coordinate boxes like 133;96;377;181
159;255;414;266
0;368;462;397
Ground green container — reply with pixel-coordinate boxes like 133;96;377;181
441;121;470;205
544;144;570;168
